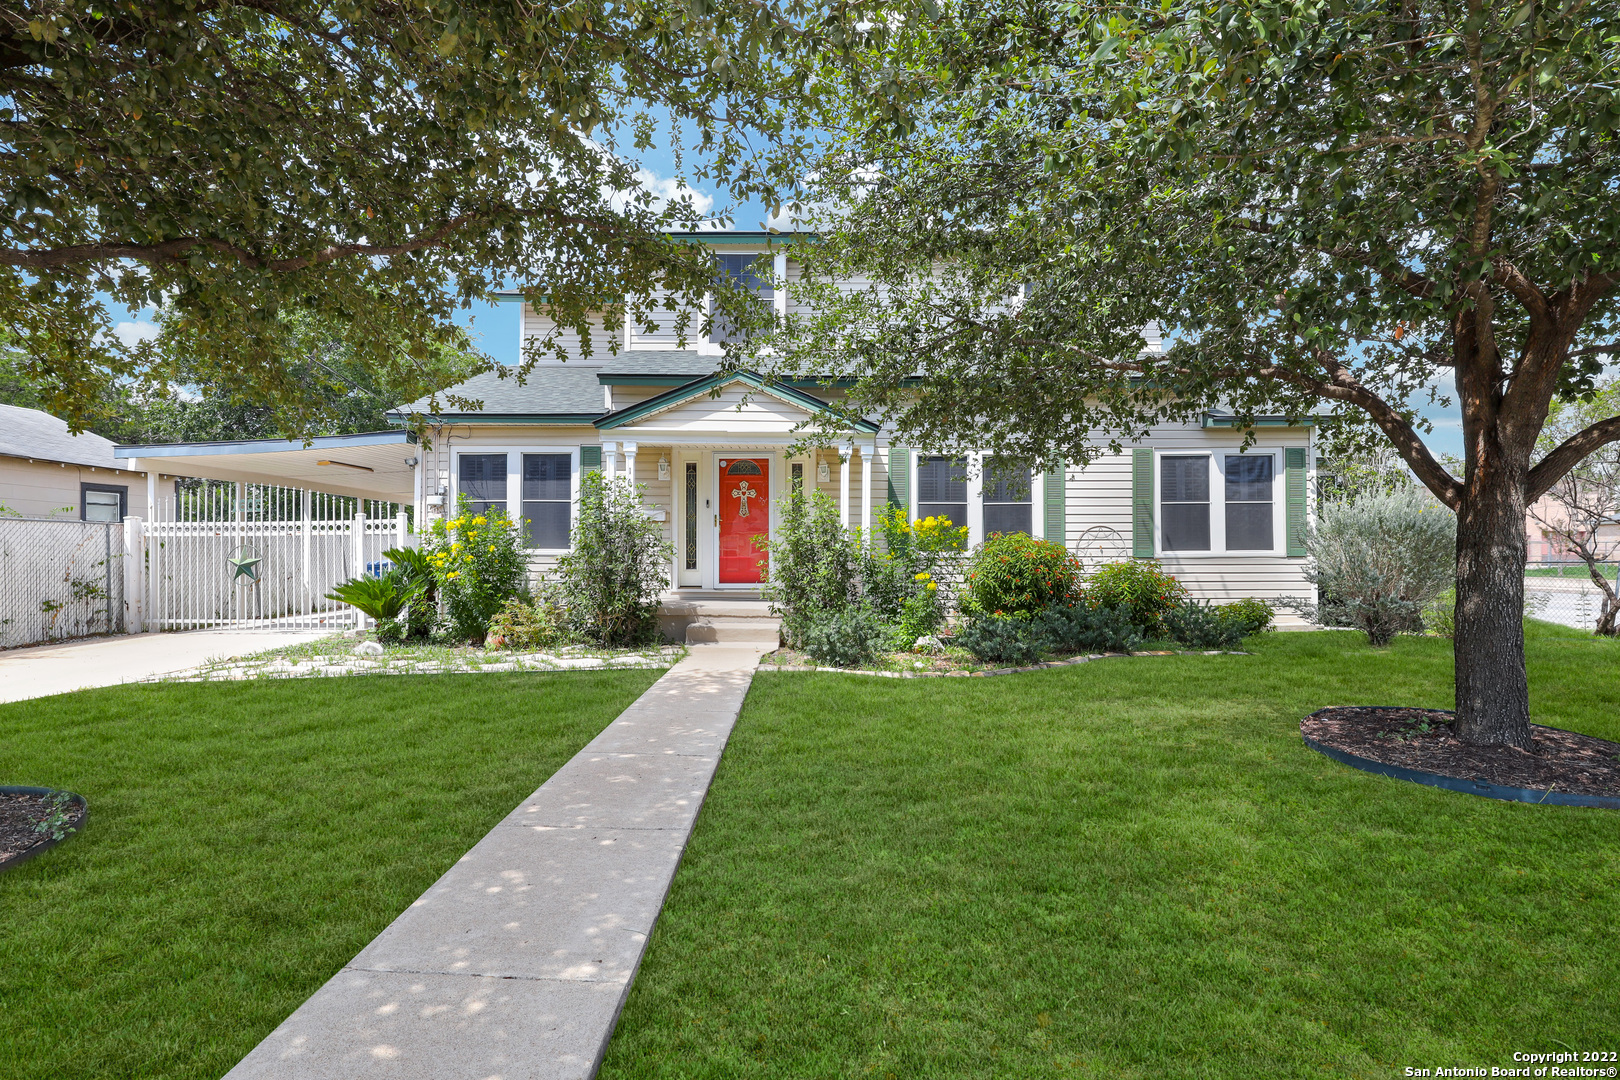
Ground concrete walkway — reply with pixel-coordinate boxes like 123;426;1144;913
0;629;328;704
223;643;769;1080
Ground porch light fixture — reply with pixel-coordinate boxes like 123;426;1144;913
315;459;374;472
817;460;830;483
658;454;670;481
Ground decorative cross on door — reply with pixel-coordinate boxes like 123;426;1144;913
731;480;757;516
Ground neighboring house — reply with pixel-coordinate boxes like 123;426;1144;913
1526;492;1620;565
392;231;1319;620
0;403;170;521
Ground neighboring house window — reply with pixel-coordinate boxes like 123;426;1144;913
917;455;968;527
1224;455;1275;550
709;253;774;344
459;454;507;516
1160;455;1211;551
522;453;571;549
982;457;1032;536
81;483;127;522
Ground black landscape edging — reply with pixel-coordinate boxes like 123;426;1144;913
1300;723;1620;809
0;786;88;872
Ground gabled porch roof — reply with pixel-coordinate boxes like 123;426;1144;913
594;370;879;435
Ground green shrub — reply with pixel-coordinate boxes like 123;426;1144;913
1217;598;1274;637
761;489;859;647
325;571;421;622
888;578;945;648
802;606;885;668
374;616;407;646
1086;560;1189;637
1302;487;1455;646
957;615;1052;666
1039;602;1142;653
1422;587;1457;637
555;471;673;646
383;546;439;639
487;594;566;649
422;498;529;641
961;533;1083;618
1162;600;1245;649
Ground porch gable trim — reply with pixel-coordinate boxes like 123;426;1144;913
594;370;879;434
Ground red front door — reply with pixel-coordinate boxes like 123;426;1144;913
718;457;769;584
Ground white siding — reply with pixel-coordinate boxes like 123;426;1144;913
520;307;616;362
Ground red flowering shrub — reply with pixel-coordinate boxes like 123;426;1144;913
960;533;1083;618
1086;560;1188;637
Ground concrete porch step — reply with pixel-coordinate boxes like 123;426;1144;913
685;616;782;646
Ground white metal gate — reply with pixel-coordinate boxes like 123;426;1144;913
143;484;411;631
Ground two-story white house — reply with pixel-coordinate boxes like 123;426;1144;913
394;231;1317;622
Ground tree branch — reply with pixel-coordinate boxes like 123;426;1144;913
1528;413;1620;502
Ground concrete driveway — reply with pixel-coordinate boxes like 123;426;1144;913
0;629;330;704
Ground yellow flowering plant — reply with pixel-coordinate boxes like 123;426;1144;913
421;495;528;640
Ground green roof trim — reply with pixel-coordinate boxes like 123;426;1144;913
387;412;604;425
595;370;878;433
596;374;696;387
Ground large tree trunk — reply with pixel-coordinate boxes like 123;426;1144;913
1452;477;1534;748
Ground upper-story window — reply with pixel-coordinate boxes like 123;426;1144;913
710;253;774;344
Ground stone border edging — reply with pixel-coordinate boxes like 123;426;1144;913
0;785;88;873
1300;718;1620;809
759;649;1250;679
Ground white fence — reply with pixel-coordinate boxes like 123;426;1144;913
0;518;126;648
130;483;411;631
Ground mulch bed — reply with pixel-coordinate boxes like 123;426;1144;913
0;790;85;868
1302;707;1620;798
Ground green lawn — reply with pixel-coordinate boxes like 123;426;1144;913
0;670;661;1080
601;623;1620;1079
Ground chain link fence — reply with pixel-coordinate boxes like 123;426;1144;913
0;518;125;649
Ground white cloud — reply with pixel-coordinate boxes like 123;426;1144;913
113;319;159;348
632;168;715;217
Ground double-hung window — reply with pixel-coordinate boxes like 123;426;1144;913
522;454;572;549
917;456;969;529
982;457;1032;536
1224;455;1274;550
1160;456;1211;552
710;253;774;344
459;454;508;517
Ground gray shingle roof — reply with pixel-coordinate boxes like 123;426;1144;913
393;366;608;417
596;352;719;378
0;403;123;468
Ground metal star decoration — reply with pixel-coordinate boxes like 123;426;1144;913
228;551;262;583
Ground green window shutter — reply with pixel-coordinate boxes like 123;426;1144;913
1132;448;1155;558
887;446;910;513
1285;446;1308;556
1044;462;1065;543
580;445;602;473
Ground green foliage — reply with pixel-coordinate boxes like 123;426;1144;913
761;489;860;647
324;572;421;622
889;580;946;649
960;533;1082;619
1423;588;1458;639
1303;488;1456;647
1161;601;1244;651
802;606;886;669
1;0;839;432
383;546;438;639
555;472;673;647
422;499;529;641
956;615;1051;666
1085;561;1189;638
1038;602;1142;654
373;617;407;646
30;790;80;844
487;595;567;651
1217;598;1275;638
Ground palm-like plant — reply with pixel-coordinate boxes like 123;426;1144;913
325;572;422;622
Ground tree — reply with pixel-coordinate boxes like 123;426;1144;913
766;0;1620;747
1528;381;1620;635
0;0;840;430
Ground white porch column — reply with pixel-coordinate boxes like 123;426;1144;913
145;468;158;520
839;442;852;531
601;440;618;484
622;442;638;490
123;515;145;633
